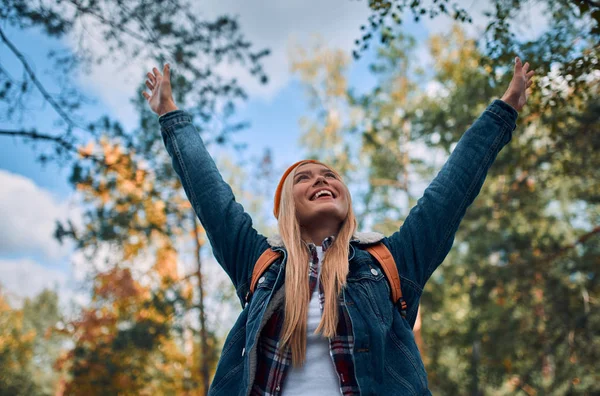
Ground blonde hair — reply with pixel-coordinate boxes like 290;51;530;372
277;160;357;367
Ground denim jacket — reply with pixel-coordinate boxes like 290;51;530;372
159;100;518;395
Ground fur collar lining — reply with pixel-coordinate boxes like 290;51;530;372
266;231;384;248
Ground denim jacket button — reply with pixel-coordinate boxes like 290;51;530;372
258;276;266;284
370;268;378;276
241;347;245;356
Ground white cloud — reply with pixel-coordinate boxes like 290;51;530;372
202;0;369;99
56;0;551;131
0;257;68;302
0;170;78;260
66;0;370;128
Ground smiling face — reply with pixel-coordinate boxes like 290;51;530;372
292;162;349;228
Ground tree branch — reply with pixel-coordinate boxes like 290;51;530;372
65;0;155;45
580;0;600;9
543;225;600;263
0;26;81;131
0;128;76;149
512;312;591;395
0;129;101;162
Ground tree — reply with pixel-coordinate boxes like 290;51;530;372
55;267;195;395
0;0;269;163
358;0;600;121
0;288;64;396
417;25;599;395
2;2;272;394
21;289;64;395
53;78;275;392
292;23;599;393
290;38;357;177
290;33;436;233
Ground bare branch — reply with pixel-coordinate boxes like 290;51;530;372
0;128;76;149
0;129;102;163
543;225;600;263
0;26;81;131
65;0;155;45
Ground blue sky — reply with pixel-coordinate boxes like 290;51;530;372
0;0;548;309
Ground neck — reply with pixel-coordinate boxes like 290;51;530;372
300;222;340;246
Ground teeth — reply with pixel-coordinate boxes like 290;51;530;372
313;190;333;200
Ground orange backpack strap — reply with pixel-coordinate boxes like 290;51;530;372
365;244;408;317
247;244;407;317
247;249;282;302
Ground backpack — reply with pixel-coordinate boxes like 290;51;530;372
246;242;408;317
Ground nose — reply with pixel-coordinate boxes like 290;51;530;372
312;175;328;186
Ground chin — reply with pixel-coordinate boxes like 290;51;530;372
304;207;346;223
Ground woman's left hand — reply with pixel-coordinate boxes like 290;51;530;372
501;56;535;112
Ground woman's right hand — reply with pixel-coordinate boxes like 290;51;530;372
142;64;178;116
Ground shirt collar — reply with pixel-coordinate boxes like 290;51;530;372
303;235;336;255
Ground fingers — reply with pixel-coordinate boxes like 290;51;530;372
147;72;156;85
527;79;533;88
163;63;170;81
515;57;535;81
514;56;522;73
143;65;170;102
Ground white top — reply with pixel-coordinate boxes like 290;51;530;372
283;246;342;395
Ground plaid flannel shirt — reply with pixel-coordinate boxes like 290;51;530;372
250;236;360;395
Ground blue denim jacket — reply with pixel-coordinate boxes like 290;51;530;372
159;99;518;395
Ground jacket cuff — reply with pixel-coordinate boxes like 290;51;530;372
158;110;192;129
486;99;518;131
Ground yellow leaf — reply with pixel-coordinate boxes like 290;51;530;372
78;141;95;158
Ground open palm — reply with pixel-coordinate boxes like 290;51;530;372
501;57;535;112
142;64;178;116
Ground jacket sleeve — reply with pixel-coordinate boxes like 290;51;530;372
159;110;268;302
387;99;518;290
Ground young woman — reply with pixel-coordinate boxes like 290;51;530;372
143;57;534;395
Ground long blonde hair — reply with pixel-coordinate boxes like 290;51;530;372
277;160;357;367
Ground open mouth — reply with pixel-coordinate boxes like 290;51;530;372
310;189;335;201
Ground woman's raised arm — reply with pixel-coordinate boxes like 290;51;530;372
143;64;268;304
387;57;535;290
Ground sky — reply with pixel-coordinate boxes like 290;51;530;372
0;0;549;310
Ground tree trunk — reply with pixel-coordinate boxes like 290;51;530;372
192;213;210;396
469;273;481;396
402;118;425;362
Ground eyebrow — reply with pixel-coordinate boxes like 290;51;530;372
294;168;333;180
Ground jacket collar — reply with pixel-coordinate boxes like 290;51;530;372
266;231;385;248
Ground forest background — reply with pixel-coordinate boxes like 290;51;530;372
0;0;598;394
